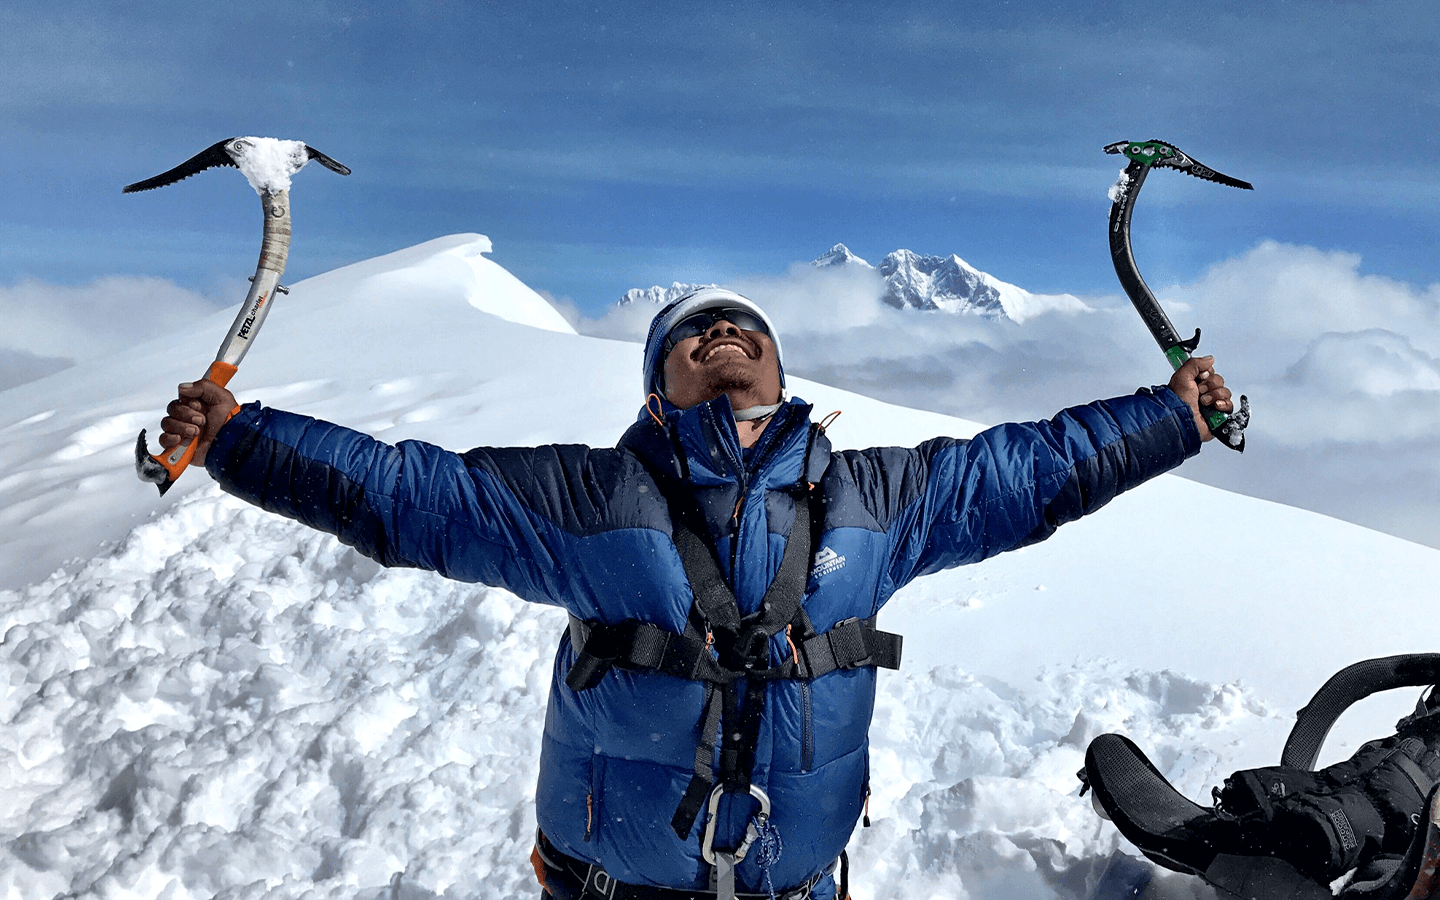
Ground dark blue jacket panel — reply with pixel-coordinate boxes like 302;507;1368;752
206;387;1199;893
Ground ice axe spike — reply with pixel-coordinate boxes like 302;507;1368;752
1104;138;1251;452
129;136;351;495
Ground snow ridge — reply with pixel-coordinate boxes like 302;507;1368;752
0;484;1277;900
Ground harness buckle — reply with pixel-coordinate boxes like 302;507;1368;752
830;617;873;669
739;629;770;670
701;783;772;865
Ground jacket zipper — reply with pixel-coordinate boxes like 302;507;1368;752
728;488;745;576
726;404;800;580
800;680;814;772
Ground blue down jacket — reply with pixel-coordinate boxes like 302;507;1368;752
206;388;1200;897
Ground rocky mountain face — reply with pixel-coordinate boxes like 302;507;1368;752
814;243;1009;317
620;244;1021;321
617;282;715;306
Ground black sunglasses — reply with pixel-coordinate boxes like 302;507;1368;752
662;308;770;356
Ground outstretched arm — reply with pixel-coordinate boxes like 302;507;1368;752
866;378;1205;594
175;394;641;616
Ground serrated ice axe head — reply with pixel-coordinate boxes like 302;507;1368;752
129;136;351;495
123;137;350;194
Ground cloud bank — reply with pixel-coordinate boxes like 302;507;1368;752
0;277;220;391
581;242;1440;550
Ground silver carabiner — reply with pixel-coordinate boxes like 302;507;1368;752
700;783;772;864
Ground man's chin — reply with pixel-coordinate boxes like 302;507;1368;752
688;373;757;405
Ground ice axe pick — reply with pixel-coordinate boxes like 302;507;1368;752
1105;138;1252;452
127;136;351;494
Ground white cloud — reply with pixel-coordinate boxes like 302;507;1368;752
0;276;219;392
1286;330;1440;398
578;241;1440;550
0;347;71;392
1168;241;1440;381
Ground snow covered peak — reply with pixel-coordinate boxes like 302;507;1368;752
875;248;1090;323
812;243;873;269
617;281;715;306
303;234;575;335
878;249;1008;317
617;247;1088;325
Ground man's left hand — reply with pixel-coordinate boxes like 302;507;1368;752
1168;356;1233;442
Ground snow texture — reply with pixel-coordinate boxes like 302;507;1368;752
1108;169;1132;205
228;138;313;195
3;233;1440;899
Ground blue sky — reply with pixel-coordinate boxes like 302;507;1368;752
3;0;1437;313
8;1;1440;550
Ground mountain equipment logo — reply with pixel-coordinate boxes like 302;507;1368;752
811;545;847;579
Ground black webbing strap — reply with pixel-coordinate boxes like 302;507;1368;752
536;828;834;900
793;616;902;678
1282;654;1440;770
565;427;902;844
672;501;743;636
669;492;814;839
670;684;726;838
567;611;902;690
567;619;726;691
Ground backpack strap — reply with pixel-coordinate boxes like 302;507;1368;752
569;423;902;842
670;487;815;839
1283;654;1440;770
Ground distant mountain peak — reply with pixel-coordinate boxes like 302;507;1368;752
618;245;1086;325
877;249;1008;318
617;282;714;307
812;244;873;269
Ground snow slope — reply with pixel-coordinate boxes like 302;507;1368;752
2;234;1439;900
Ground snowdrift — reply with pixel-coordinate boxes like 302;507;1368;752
3;234;1439;900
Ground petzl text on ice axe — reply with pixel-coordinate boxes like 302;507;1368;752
126;137;350;495
1105;138;1251;451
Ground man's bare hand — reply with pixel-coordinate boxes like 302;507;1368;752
1167;356;1233;442
159;379;239;466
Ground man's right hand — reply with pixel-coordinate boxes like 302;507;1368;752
159;379;239;467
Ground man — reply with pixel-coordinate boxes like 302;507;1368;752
160;287;1233;900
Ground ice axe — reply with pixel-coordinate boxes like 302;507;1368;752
1104;138;1251;451
127;136;351;495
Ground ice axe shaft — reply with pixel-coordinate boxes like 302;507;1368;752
134;189;290;494
129;137;349;495
1105;139;1252;452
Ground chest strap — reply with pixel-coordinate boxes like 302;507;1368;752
563;477;901;842
566;612;901;691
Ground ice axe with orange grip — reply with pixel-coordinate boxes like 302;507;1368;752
126;137;350;495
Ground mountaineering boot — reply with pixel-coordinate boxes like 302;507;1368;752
1084;733;1246;876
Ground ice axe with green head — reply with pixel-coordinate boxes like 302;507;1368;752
1104;138;1251;451
126;136;351;494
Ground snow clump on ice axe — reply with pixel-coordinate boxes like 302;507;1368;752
126;136;351;495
